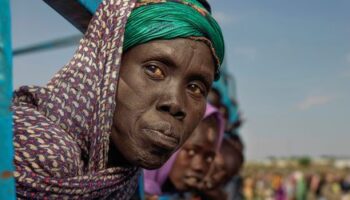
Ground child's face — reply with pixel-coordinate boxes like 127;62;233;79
169;116;219;191
202;140;243;190
203;152;227;189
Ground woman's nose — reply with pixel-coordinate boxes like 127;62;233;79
156;85;186;120
191;155;207;174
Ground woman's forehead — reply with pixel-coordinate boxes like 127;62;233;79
186;119;219;146
125;38;216;81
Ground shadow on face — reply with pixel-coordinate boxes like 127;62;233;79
207;89;221;108
168;115;219;191
203;138;244;190
109;38;216;169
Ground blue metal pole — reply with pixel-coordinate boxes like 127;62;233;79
77;0;101;13
0;0;16;199
13;35;81;56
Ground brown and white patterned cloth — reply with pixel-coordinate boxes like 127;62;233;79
12;0;140;199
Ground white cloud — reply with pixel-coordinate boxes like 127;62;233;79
233;47;257;61
297;95;334;111
212;11;236;26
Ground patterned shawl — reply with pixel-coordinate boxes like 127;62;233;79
12;0;139;199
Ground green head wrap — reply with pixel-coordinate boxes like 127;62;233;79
124;0;225;79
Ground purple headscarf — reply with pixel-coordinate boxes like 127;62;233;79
143;103;225;195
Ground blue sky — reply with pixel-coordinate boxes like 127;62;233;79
11;0;350;160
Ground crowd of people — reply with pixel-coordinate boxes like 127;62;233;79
241;167;350;200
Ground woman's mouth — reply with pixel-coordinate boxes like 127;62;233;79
141;128;179;151
183;174;204;188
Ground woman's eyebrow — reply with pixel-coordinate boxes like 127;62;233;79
187;72;213;90
207;151;216;157
145;54;178;68
191;144;203;151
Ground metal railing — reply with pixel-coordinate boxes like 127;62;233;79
0;0;16;199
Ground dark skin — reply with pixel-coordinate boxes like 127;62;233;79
200;139;244;200
206;139;243;188
207;89;222;108
208;89;231;132
168;115;219;191
109;38;216;169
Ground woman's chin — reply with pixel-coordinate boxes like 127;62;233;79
141;163;163;170
137;153;171;170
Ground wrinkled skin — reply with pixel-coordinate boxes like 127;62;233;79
109;38;215;169
168;115;219;191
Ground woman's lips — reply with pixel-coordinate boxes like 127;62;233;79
141;128;179;151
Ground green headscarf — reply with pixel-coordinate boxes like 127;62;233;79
124;0;225;79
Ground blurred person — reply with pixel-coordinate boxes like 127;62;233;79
294;171;307;200
284;174;296;200
306;173;322;200
341;174;350;200
205;83;245;200
208;89;242;135
341;174;350;192
226;175;244;200
224;134;245;200
321;172;342;200
207;88;222;108
243;176;255;200
272;174;286;200
196;137;244;200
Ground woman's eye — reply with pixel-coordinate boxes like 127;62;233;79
188;83;205;96
144;65;165;79
188;149;195;156
206;156;214;163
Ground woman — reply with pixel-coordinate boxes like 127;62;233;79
143;103;224;198
12;0;224;199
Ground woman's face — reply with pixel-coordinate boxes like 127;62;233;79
168;116;219;191
203;141;243;190
111;38;215;169
203;152;226;190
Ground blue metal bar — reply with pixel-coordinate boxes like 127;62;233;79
77;0;101;14
13;35;81;56
43;0;102;33
0;0;16;199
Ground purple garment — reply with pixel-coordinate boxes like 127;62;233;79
275;187;286;200
143;103;225;195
